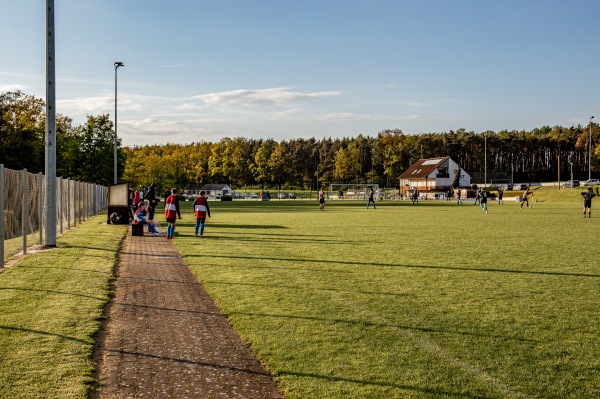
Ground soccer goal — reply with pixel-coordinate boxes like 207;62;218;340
329;183;379;200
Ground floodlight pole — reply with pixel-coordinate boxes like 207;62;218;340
484;133;487;188
589;116;594;181
114;61;124;184
557;145;560;190
45;0;57;247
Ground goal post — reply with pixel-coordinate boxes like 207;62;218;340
329;183;379;200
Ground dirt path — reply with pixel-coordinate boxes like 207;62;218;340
92;225;284;398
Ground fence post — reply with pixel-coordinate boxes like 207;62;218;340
58;177;63;235
0;164;4;267
67;179;71;229
22;169;28;255
39;172;43;246
73;181;77;227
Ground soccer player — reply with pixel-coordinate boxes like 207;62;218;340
456;188;463;205
480;191;488;213
318;188;325;211
497;187;504;205
366;188;377;209
164;188;181;239
520;187;533;209
581;187;596;218
193;191;211;236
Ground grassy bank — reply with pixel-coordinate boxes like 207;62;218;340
174;195;599;398
0;216;126;398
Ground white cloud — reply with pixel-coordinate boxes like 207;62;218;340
319;113;423;122
58;96;114;114
0;84;28;92
192;87;341;107
174;103;207;110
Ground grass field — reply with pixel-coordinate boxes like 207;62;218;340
173;189;599;399
0;216;126;399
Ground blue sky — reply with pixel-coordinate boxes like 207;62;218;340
1;0;599;146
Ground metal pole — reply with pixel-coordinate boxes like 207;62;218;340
114;61;124;184
114;67;118;184
45;0;57;247
0;164;4;267
590;116;595;181
484;133;487;188
22;169;28;255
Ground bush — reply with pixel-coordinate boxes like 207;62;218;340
221;195;233;201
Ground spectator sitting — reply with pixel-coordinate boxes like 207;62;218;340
134;202;160;236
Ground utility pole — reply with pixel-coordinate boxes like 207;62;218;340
45;0;57;247
484;133;487;188
589;116;595;181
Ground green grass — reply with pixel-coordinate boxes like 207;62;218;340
0;216;126;399
173;189;599;399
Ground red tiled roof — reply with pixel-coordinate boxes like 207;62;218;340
398;156;451;179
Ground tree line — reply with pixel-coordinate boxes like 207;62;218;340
124;127;599;191
0;91;124;186
1;91;598;190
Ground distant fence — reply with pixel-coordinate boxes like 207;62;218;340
1;164;107;266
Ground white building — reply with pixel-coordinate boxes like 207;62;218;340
398;157;470;193
186;184;232;199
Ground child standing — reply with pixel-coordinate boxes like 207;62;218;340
318;188;325;212
193;191;211;236
581;187;596;218
164;188;181;239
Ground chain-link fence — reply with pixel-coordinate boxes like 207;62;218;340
1;164;107;266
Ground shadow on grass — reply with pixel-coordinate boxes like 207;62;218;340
0;324;91;344
20;265;112;275
203;279;412;298
60;244;122;253
0;287;105;301
175;223;289;230
275;369;492;398
227;311;539;343
187;235;357;245
191;260;354;274
196;253;600;279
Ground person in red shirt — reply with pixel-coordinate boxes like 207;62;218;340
193;191;211;236
164;188;181;239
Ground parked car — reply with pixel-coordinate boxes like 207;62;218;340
562;180;579;188
582;179;599;186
